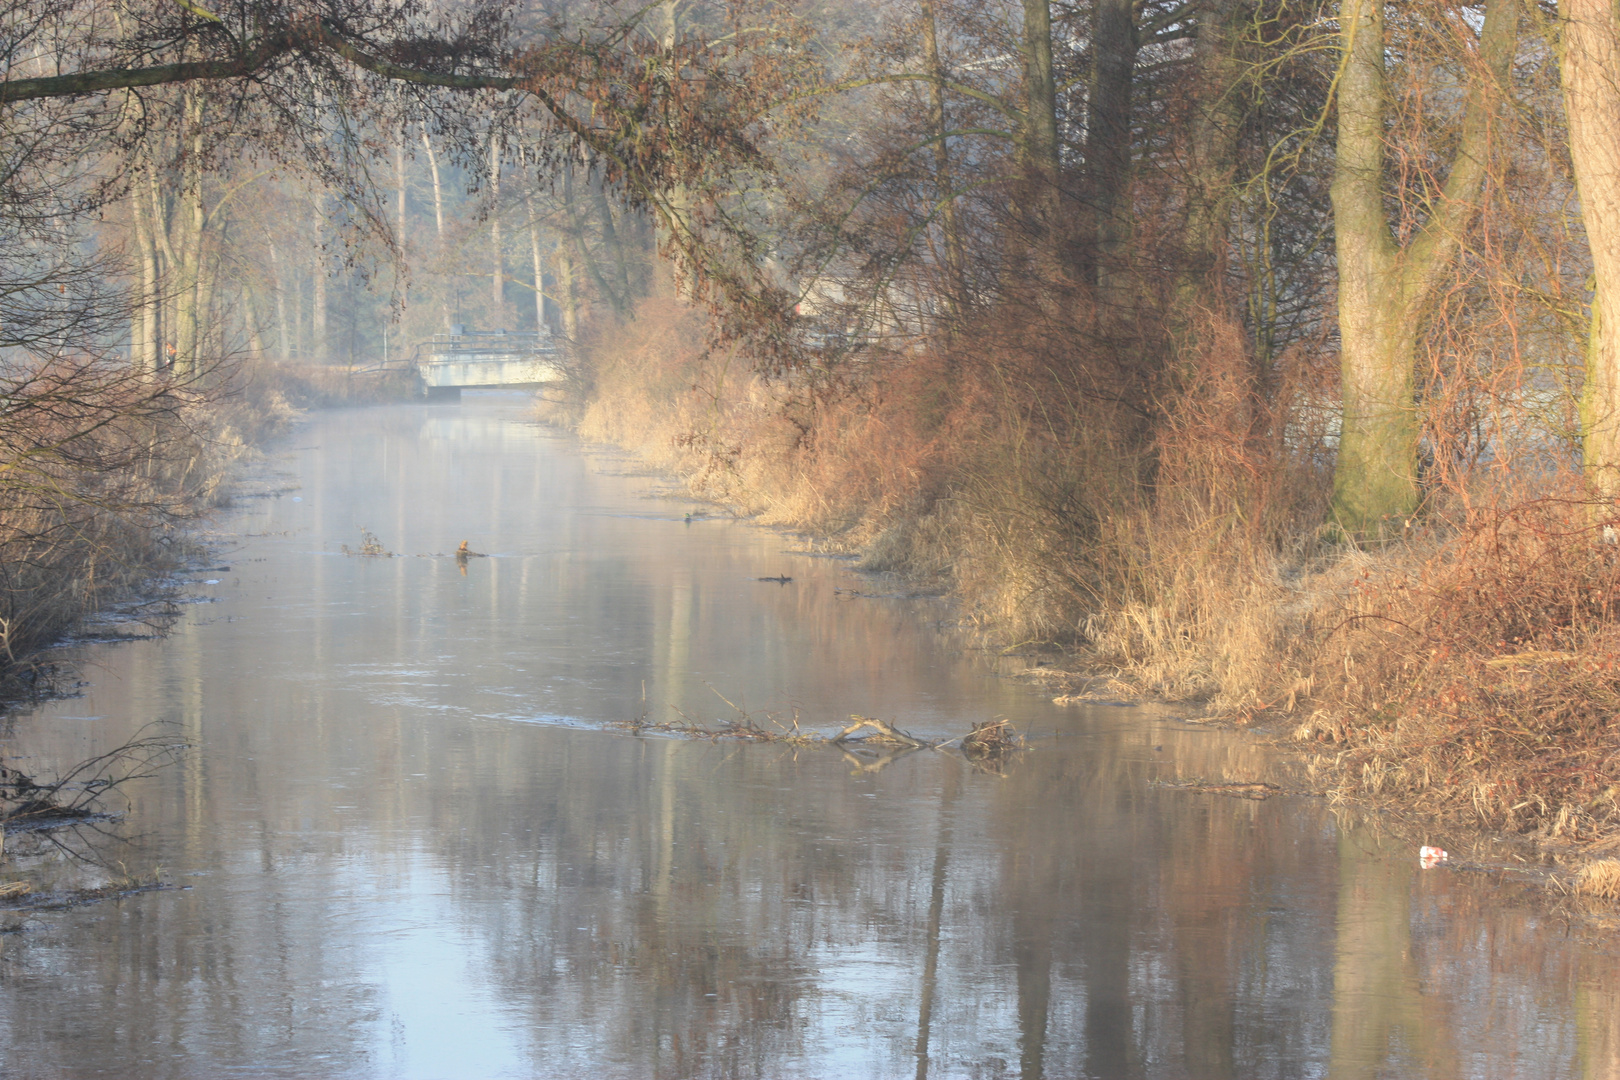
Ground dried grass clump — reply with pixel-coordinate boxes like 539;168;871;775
961;718;1022;758
1300;498;1620;840
1575;859;1620;900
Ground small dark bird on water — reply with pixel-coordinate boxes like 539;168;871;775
757;575;792;585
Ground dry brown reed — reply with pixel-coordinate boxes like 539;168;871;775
1576;859;1620;900
560;299;1620;854
1291;496;1620;841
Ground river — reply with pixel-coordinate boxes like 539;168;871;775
0;398;1616;1079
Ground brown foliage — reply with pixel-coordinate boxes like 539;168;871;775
1295;498;1620;840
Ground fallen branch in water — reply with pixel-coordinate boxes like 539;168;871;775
2;726;186;832
1152;779;1285;800
609;687;1029;767
832;715;926;748
0;877;176;918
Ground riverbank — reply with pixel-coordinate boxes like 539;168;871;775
544;299;1620;903
0;356;415;697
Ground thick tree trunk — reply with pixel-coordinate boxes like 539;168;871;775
1560;0;1620;497
1086;0;1137;325
1329;0;1514;536
144;155;177;370
1178;0;1248;317
174;92;205;375
1018;0;1061;272
129;167;160;374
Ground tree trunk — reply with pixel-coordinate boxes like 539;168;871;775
291;263;304;360
267;235;290;360
557;238;580;340
651;0;695;297
1178;0;1249;317
395;134;407;244
421;127;445;238
144;155;177;369
195;225;219;364
1019;0;1061;270
242;288;267;359
923;0;964;315
490;131;504;321
1560;0;1620;498
174;91;205;375
1328;0;1514;536
1086;0;1137;323
312;249;328;362
592;167;633;315
559;166;582;339
129;162;160;374
526;194;547;332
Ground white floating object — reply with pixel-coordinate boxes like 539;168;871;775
1419;845;1449;868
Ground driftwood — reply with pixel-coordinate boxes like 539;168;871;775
757;575;792;584
1157;780;1282;800
832;715;926;748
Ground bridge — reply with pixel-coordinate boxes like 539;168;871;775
416;327;566;400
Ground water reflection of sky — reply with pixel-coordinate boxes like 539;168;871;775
1;398;1617;1079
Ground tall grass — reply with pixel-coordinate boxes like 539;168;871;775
561;299;1620;848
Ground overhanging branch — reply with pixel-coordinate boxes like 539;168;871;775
0;18;517;103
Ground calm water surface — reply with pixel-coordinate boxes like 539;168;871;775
1;398;1617;1079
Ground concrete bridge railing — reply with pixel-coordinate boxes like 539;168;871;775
416;330;567;399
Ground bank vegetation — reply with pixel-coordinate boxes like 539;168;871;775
540;1;1620;866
